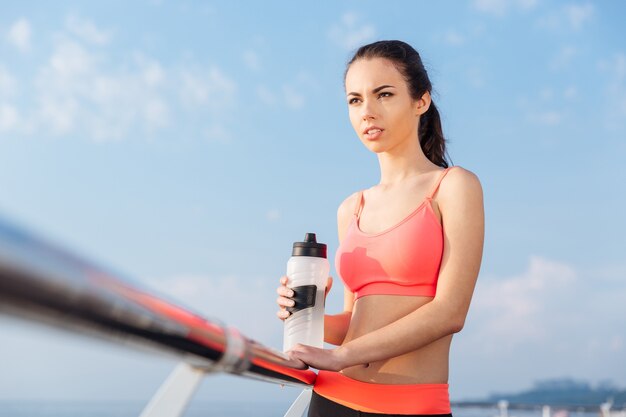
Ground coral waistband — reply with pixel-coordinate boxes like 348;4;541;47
313;370;451;415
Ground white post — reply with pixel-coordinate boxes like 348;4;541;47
139;362;207;417
498;400;509;417
600;401;612;417
283;389;313;417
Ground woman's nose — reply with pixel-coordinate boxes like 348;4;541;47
361;101;376;120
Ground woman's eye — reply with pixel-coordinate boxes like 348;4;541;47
378;92;393;98
348;98;360;105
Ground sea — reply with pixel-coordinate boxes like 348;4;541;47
0;401;602;417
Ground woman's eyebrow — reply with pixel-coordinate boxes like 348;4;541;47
372;84;395;94
347;84;396;97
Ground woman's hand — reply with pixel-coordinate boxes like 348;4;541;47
276;276;333;321
276;276;295;320
287;343;348;371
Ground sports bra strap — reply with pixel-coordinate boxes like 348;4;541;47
353;191;364;218
426;167;453;200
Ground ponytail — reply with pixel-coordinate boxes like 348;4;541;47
419;102;448;168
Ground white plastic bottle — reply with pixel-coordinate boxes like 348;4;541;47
283;233;329;352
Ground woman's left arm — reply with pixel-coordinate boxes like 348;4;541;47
288;168;484;370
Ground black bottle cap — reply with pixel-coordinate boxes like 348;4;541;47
292;233;327;258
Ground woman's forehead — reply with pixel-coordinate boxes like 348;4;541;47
345;58;404;91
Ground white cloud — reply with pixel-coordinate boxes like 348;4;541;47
266;209;281;222
282;84;305;110
138;57;166;87
7;18;31;53
48;37;97;77
0;103;19;132
472;0;537;16
65;15;112;45
540;88;554;101
470;256;576;347
7;18;237;141
518;84;576;127
2;13;242;142
328;12;376;51
549;45;578;71
472;0;507;16
598;53;626;129
443;30;466;46
563;86;577;100
143;98;169;130
179;67;237;113
34;37;99;135
37;95;78;135
565;3;594;30
242;50;261;71
34;36;169;141
517;0;538;10
0;67;17;97
531;110;563;126
466;66;486;89
203;123;232;143
256;85;277;106
257;74;315;110
463;256;626;364
537;3;595;32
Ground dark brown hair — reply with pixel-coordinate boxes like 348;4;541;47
346;40;449;168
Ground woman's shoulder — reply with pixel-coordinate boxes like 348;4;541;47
336;190;363;238
439;165;483;202
445;165;480;182
337;190;362;220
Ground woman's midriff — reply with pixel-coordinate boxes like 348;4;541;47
340;294;451;384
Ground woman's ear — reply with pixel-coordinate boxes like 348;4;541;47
415;91;431;116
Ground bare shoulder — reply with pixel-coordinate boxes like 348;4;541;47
439;166;483;201
436;166;484;221
336;191;361;240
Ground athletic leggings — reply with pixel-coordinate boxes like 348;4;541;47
308;391;453;417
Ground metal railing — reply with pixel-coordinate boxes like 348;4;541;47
0;215;315;417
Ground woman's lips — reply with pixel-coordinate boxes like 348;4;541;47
363;127;384;140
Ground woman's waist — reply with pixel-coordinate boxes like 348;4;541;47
341;303;452;384
338;347;450;385
344;294;433;341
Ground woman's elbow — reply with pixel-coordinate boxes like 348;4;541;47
449;316;465;334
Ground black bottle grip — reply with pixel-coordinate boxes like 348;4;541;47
286;285;317;314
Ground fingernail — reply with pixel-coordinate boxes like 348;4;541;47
288;291;294;297
289;300;295;307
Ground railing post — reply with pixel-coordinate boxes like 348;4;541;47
139;362;207;417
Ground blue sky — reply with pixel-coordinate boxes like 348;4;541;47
1;0;625;405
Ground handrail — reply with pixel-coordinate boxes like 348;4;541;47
0;215;316;389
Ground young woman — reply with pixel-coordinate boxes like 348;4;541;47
276;40;484;416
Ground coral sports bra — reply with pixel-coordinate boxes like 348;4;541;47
335;167;453;300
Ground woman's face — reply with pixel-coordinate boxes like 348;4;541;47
344;57;429;154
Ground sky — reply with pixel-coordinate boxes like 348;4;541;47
1;0;625;407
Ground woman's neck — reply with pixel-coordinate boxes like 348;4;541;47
376;143;436;187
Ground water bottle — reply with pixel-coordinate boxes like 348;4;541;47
283;233;329;352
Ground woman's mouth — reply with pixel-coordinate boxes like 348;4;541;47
363;127;384;140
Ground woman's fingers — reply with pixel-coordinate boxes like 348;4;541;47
277;309;290;320
276;285;294;298
276;295;295;308
325;276;333;297
276;276;294;321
